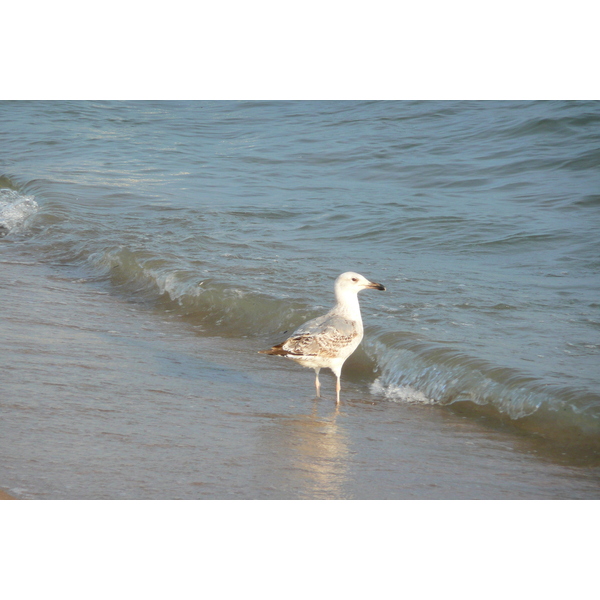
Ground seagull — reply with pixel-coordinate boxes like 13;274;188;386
259;272;385;403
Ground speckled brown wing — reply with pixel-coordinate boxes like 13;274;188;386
274;314;359;358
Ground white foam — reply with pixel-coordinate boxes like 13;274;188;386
0;189;39;236
370;378;435;404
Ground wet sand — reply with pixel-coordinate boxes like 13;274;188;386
1;256;599;499
0;489;16;500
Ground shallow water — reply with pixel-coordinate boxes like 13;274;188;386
1;101;599;498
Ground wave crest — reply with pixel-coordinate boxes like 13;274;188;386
365;335;600;443
88;246;313;337
0;188;39;237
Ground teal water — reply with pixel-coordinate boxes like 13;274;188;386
1;101;600;498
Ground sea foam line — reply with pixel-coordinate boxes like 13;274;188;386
0;189;39;237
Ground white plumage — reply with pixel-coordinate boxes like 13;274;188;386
260;272;385;403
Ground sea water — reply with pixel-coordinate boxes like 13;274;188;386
1;101;599;499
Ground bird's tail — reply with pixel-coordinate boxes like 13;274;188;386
258;343;288;356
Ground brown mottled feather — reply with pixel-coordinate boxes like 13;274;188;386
260;315;359;359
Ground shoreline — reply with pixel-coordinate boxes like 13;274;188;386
2;259;599;500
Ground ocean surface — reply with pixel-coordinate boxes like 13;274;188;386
1;100;599;499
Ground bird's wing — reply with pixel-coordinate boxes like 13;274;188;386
283;314;359;358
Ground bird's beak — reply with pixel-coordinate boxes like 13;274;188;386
368;281;386;291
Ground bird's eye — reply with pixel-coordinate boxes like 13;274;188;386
351;278;358;282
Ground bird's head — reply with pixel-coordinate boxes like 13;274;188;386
335;272;386;295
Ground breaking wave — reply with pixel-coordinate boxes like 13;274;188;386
0;188;39;237
77;243;600;445
87;245;316;337
364;335;600;444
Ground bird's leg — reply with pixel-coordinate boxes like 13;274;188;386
314;368;321;397
336;375;341;404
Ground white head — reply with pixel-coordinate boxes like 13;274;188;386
334;272;385;302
